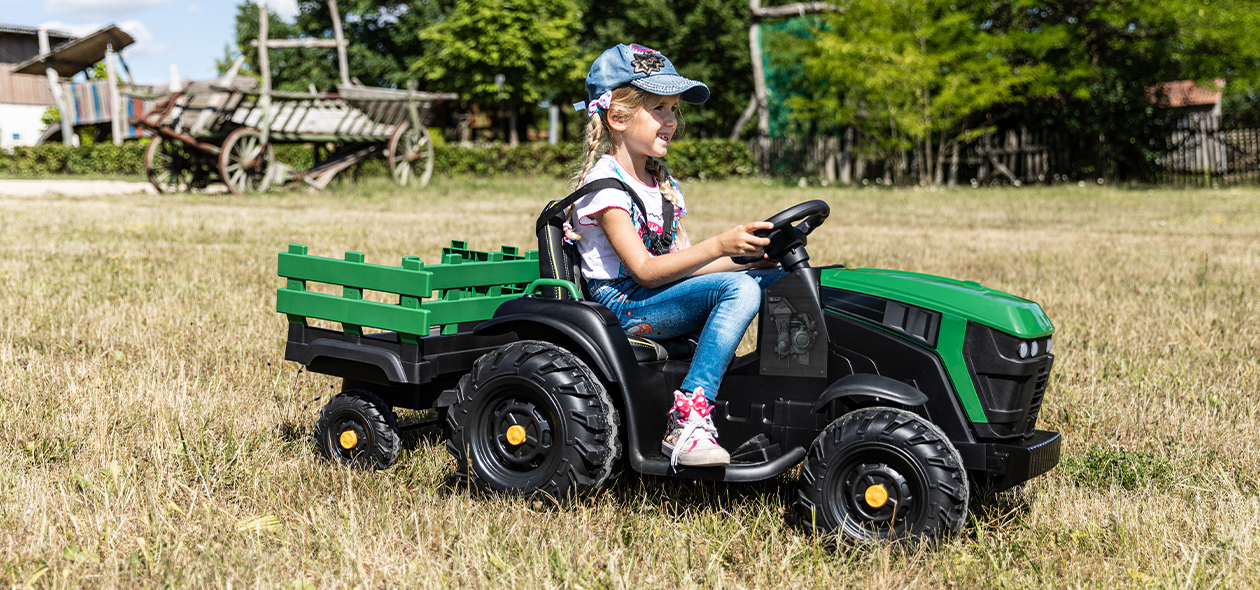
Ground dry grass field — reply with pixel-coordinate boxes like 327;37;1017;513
1;176;1258;588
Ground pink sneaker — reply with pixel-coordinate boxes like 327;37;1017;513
661;388;730;467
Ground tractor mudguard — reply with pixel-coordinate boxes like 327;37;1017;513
474;297;641;387
293;337;410;384
811;373;930;415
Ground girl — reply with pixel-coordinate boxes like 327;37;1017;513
569;44;786;467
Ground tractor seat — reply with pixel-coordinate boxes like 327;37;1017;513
537;199;696;363
626;335;697;362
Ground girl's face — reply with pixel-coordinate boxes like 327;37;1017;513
614;94;679;159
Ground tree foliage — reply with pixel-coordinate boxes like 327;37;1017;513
415;0;583;106
220;0;445;92
578;0;753;138
775;0;1260;182
777;0;1047;184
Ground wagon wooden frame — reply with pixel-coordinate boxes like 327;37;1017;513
129;0;456;195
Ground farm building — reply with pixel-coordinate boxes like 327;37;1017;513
0;24;74;149
1151;79;1229;175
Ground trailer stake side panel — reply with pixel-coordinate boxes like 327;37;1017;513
278;241;542;341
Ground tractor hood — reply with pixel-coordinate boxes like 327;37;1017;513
819;268;1053;338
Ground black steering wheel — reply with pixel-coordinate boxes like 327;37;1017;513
732;199;830;272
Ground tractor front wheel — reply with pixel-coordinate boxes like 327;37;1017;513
446;341;620;503
797;407;969;542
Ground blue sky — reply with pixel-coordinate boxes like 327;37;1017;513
3;0;300;84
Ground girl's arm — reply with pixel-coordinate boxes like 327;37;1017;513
692;255;777;275
591;208;772;289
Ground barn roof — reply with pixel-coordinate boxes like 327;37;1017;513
0;24;75;39
8;24;133;77
1150;79;1224;108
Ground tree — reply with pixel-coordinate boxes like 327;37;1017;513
778;0;1047;185
220;0;446;92
578;0;753;139
415;0;583;145
986;0;1260;179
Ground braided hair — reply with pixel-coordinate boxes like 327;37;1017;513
569;86;688;247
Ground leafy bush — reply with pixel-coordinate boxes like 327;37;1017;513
0;142;148;176
0;138;755;181
661;139;755;180
434;143;583;178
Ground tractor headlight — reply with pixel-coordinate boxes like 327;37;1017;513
1030;339;1039;357
1018;341;1029;359
1046;336;1053;353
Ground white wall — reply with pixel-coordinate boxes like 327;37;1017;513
0;103;50;149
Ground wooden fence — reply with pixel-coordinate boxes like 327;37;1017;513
756;119;1260;186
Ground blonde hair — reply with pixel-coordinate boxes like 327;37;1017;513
569;86;689;247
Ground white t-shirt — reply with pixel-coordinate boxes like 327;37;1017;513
572;155;687;281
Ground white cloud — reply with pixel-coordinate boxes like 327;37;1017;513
39;19;170;58
117;19;169;57
44;0;168;20
187;2;202;13
261;0;300;22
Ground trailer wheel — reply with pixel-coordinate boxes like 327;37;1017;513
218;127;274;194
797;407;968;542
314;389;401;470
387;121;434;188
145;136;194;193
446;341;620;503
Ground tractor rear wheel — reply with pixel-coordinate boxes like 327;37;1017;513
314;389;402;470
797;407;969;542
446;340;620;503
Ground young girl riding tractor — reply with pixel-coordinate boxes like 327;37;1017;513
567;44;786;467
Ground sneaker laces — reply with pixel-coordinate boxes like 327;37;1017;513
668;389;720;468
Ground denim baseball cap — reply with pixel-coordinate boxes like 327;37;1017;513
585;44;709;106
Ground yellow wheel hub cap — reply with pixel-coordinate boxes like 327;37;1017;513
339;429;359;450
864;483;889;509
506;424;527;446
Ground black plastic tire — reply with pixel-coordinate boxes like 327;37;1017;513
314;389;401;470
797;407;968;542
446;340;620;502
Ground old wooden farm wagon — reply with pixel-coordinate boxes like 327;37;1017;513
130;1;456;195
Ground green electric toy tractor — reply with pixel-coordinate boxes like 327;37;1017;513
276;199;1060;541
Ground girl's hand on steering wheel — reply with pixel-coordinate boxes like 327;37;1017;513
717;221;773;257
746;255;779;269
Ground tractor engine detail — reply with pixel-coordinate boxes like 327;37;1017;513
769;296;818;365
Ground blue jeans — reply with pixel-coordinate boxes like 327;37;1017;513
588;268;787;399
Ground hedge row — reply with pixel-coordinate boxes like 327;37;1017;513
0;142;149;176
0;138;754;181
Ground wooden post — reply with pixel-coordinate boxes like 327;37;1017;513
548;103;559;145
105;41;123;145
258;3;272;145
39;28;74;146
748;17;767;172
838;127;852;184
327;0;351;87
742;0;841;166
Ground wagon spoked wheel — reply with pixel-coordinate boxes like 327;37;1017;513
218;127;274;195
145;136;194;193
387;120;434;188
